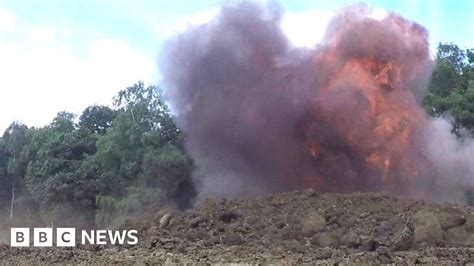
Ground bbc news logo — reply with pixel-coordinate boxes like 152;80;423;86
10;228;138;247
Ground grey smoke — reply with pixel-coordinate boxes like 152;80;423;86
160;1;474;202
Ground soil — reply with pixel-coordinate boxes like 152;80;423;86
2;190;474;264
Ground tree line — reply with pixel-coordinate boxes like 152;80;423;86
0;43;473;227
0;82;195;228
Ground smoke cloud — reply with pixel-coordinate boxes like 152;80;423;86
161;2;473;201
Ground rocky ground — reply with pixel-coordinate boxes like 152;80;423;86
2;190;474;264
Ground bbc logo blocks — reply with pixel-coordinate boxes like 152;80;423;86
11;228;76;247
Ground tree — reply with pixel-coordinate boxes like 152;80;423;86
113;82;181;145
24;120;99;227
0;138;12;209
92;82;195;223
51;111;76;133
93;112;145;196
3;122;29;177
1;122;32;217
424;43;474;133
79;105;116;135
94;82;186;196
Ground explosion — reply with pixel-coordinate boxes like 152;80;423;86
301;9;433;197
161;2;472;200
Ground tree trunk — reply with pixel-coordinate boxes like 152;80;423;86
10;183;15;220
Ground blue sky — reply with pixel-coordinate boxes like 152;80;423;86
0;0;472;131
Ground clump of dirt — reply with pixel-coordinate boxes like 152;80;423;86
2;190;474;264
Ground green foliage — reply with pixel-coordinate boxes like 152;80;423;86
93;82;187;194
79;105;116;135
0;81;194;227
113;82;181;144
3;122;29;179
24;124;99;226
90;82;193;221
424;43;474;133
51;111;76;133
0;139;12;207
93;112;145;195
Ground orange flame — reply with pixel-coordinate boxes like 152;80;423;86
301;28;431;197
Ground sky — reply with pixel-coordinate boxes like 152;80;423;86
0;0;473;132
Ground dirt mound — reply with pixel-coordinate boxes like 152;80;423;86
2;191;474;264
